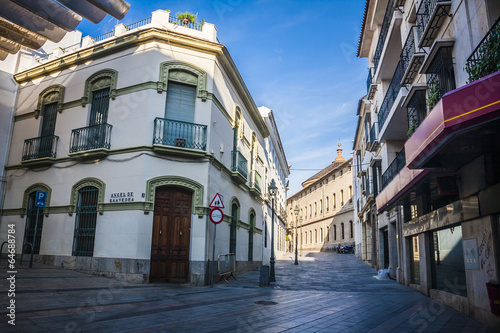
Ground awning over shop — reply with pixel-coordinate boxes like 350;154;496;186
0;0;130;60
405;71;500;170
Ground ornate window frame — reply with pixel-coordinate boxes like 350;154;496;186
70;178;106;215
35;85;65;119
158;61;208;101
145;176;204;215
81;69;118;106
21;183;51;217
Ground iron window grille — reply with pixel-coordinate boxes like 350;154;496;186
232;150;248;179
72;186;98;257
23;192;44;254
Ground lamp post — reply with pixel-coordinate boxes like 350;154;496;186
268;179;277;282
294;205;299;265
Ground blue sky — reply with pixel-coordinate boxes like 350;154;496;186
77;0;368;195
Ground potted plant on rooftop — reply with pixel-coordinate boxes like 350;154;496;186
177;11;197;25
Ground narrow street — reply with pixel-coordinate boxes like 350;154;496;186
0;252;494;332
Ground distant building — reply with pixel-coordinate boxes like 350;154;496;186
356;0;500;327
286;145;353;253
0;10;289;285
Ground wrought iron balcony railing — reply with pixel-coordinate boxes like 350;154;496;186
70;123;112;153
232;150;248;179
425;46;456;111
168;16;203;31
153;118;207;150
369;122;379;151
373;0;396;73
401;26;425;84
22;135;59;161
406;90;427;137
381;147;406;190
378;60;404;130
465;17;500;83
366;67;373;93
416;0;452;47
251;169;262;192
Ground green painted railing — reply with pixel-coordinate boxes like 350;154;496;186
232;150;248;179
153;117;207;150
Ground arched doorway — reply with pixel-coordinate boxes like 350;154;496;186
150;186;192;283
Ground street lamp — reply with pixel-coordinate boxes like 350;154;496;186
268;179;278;282
294;205;299;265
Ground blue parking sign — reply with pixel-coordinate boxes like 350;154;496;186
35;190;47;207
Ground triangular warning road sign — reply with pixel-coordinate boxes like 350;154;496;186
209;193;224;208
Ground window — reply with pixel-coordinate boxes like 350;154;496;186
326;226;330;242
341;223;345;239
320;228;323;241
349;186;352;199
314;202;317;215
410;236;420;284
432;225;467;296
264;219;267;248
23;191;44;254
326;197;329;211
310;231;312;243
230;202;239;255
334;225;337;240
350;221;353;239
309;204;312;217
315;229;317;243
319;199;323;214
89;88;110;126
73;186;99;257
248;212;255;261
341;190;344;206
333;194;336;209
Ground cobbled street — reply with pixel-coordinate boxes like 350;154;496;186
0;252;495;332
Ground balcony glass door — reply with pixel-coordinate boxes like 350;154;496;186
39;102;58;158
165;82;196;146
88;88;110;148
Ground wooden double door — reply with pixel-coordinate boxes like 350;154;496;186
150;186;192;283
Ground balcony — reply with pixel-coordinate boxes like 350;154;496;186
465;17;500;83
381;147;406;190
369;122;380;151
366;67;377;100
365;122;371;151
378;60;404;131
231;150;248;184
416;0;452;48
423;46;456;111
69;123;112;158
373;0;396;73
405;89;427;138
153;118;207;156
21;135;59;166
401;26;425;85
250;169;262;195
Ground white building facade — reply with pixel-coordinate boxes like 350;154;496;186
0;10;288;285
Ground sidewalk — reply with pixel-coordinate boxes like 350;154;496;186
0;252;495;332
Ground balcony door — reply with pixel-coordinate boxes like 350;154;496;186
39;102;58;157
164;81;196;146
87;88;110;148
